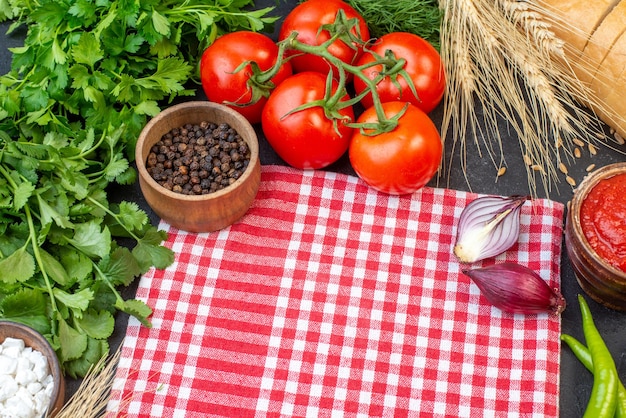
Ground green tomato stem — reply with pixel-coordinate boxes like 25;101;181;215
281;31;401;133
242;14;420;136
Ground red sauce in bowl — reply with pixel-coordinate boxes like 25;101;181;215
580;172;626;272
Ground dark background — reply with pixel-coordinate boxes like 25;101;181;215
1;0;625;416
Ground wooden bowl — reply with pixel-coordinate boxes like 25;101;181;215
565;162;626;311
0;321;65;417
136;101;261;232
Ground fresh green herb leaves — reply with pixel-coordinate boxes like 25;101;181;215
0;0;278;153
0;0;277;377
0;135;176;377
345;0;441;50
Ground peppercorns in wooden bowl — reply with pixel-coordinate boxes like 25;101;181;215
136;101;261;232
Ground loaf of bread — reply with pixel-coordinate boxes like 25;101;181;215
576;0;626;85
535;0;617;59
535;0;626;139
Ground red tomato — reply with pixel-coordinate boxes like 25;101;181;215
353;32;445;114
349;101;442;195
278;0;370;79
199;31;292;124
262;72;354;169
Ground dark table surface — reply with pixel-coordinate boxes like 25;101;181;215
1;1;625;416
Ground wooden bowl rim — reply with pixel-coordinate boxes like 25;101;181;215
135;100;260;202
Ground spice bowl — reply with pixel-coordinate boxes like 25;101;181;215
0;321;65;417
565;162;626;311
136;101;261;232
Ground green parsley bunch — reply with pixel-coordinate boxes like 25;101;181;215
0;0;277;378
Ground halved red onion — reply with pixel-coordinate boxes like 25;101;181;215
454;195;530;263
462;262;566;315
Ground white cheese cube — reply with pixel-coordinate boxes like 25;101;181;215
44;376;54;396
33;389;49;415
0;338;53;418
3;394;33;418
26;381;42;395
16;356;32;373
15;386;35;407
0;408;14;418
15;367;37;386
0;355;16;375
0;375;18;402
28;351;48;381
1;338;25;358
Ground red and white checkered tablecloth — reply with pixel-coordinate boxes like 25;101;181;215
107;165;564;417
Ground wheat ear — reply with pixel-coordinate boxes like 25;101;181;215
439;0;613;195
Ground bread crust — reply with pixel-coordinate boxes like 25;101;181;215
536;0;619;58
536;0;626;138
575;0;626;86
588;27;626;138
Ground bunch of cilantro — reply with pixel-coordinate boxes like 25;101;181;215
0;0;277;378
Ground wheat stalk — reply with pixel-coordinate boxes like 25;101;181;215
439;0;619;196
502;0;566;55
50;345;121;418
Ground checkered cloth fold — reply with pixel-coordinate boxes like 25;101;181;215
107;165;564;417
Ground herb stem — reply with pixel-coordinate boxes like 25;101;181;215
0;164;58;312
92;261;124;305
23;204;59;312
86;195;140;242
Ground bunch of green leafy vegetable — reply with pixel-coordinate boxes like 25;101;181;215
0;0;277;155
345;0;441;50
0;0;277;378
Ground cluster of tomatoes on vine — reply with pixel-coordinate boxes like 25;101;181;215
199;0;445;195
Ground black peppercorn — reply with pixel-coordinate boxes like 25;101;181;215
145;120;251;195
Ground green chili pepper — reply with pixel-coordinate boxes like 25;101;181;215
577;294;619;418
561;333;626;418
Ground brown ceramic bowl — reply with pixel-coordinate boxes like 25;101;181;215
565;162;626;311
0;321;65;416
136;101;261;232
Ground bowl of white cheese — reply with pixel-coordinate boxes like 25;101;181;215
0;321;65;418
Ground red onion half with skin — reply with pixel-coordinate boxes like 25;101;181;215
454;195;530;263
462;262;566;315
